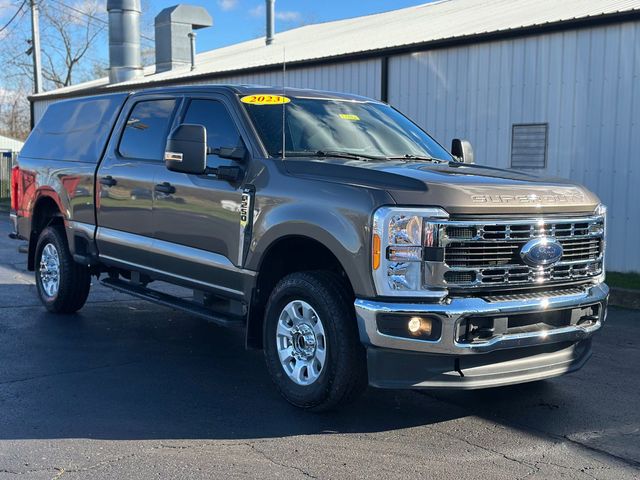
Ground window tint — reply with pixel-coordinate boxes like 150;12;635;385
183;99;242;150
119;99;177;160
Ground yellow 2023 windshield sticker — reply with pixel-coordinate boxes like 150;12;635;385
241;95;291;105
339;113;360;121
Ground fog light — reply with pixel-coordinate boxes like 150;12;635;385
377;314;441;341
407;317;421;333
407;316;432;336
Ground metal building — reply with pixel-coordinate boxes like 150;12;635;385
0;134;23;200
29;0;640;272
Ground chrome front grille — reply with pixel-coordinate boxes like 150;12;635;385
432;216;605;289
445;242;520;267
445;238;602;267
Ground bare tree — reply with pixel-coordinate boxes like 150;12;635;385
0;0;108;137
0;84;30;140
1;1;108;88
38;1;107;88
0;0;155;137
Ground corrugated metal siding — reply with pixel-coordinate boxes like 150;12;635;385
0;152;15;199
188;59;383;100
388;21;640;272
32;100;54;126
32;59;382;124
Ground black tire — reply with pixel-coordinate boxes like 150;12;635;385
263;271;367;411
35;225;91;313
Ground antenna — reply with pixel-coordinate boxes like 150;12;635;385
282;46;286;160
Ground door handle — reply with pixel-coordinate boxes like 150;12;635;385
99;176;117;187
154;182;176;194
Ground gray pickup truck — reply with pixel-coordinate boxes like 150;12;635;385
10;85;608;410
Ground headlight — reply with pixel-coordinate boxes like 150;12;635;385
372;207;449;297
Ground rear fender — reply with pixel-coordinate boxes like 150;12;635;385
26;189;67;270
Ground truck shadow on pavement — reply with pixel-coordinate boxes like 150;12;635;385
0;299;460;440
0;283;638;459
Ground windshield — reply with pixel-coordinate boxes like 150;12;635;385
241;95;453;161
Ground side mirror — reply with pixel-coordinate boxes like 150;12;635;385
165;124;207;174
451;138;474;164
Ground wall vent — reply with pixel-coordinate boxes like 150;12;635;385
511;123;548;169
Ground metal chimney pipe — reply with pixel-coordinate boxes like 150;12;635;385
188;32;196;71
107;0;143;84
154;5;212;73
266;0;275;45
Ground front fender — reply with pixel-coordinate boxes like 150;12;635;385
246;193;391;299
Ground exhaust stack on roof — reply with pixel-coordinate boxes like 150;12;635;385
154;5;213;73
266;0;275;45
107;0;143;83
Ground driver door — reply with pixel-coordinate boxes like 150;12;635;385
152;96;248;296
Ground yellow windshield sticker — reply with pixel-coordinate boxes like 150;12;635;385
241;94;291;105
339;113;360;121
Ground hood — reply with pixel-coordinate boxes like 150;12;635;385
283;158;600;215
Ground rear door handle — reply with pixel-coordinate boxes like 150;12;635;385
99;176;117;187
154;182;176;194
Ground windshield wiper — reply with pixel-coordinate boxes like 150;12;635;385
283;150;385;161
386;154;447;163
316;150;386;161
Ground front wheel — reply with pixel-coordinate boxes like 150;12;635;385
263;271;367;411
35;225;91;313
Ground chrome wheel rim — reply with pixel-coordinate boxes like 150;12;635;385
39;243;60;297
276;300;327;386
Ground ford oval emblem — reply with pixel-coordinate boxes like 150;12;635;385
520;237;563;267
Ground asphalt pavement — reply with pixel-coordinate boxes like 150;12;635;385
0;215;638;479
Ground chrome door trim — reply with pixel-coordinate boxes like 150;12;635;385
99;254;246;297
97;227;254;274
96;227;256;297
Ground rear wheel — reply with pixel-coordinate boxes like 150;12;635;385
263;271;367;411
35;225;91;313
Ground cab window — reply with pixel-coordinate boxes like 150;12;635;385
182;99;242;168
119;99;177;160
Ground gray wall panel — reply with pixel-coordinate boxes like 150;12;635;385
389;21;640;272
32;59;383;125
187;58;382;100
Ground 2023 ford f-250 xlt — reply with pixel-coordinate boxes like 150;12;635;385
10;85;608;410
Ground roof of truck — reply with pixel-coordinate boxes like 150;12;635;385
127;84;380;102
31;0;640;101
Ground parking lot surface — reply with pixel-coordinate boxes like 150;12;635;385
0;216;638;479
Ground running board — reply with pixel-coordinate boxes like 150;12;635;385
101;277;245;329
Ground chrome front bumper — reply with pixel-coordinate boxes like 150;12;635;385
355;283;609;355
